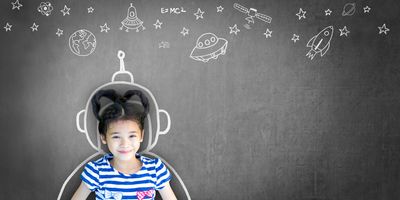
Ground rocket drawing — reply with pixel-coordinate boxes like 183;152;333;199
306;26;334;60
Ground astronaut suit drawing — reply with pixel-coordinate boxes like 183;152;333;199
58;50;191;200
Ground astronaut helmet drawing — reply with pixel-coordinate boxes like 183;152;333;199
58;50;191;200
76;50;170;153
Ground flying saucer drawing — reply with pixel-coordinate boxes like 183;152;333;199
190;32;228;63
120;3;145;32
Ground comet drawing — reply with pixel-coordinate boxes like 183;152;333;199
306;26;334;60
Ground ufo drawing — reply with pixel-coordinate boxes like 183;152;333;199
190;32;228;63
120;3;145;32
306;26;334;60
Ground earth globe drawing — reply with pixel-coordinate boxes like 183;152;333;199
68;29;96;56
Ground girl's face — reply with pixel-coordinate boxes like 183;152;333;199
100;120;143;161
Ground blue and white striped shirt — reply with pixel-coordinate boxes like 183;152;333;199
80;153;171;200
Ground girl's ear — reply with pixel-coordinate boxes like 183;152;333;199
100;134;107;144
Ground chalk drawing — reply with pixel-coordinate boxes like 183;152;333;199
161;7;186;14
120;3;145;32
60;5;70;16
217;5;224;13
325;9;332;16
69;29;96;56
37;2;53;16
243;24;251;30
263;28;272;38
57;50;191;200
233;3;272;24
291;34;300;43
56;28;63;37
194;8;204;20
363;6;371;13
296;8;306;20
88;6;94;13
100;23;110;33
378;23;389;35
339;26;350;37
159;41;170;48
11;0;22;10
342;3;356;16
180;27;189;36
229;24;240;35
190;32;228;63
30;22;39;32
3;22;12;32
306;26;334;60
153;19;162;29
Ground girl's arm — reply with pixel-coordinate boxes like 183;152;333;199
71;181;92;200
158;182;177;200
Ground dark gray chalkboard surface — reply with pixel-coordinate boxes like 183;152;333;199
1;0;400;199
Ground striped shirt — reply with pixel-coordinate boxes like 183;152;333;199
80;153;171;200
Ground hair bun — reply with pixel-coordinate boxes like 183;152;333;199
123;90;150;115
91;89;118;121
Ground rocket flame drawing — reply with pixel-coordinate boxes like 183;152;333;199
306;26;334;60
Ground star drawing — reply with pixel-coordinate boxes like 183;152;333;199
229;24;240;35
339;26;350;37
378;23;389;35
325;9;332;16
296;8;306;20
100;23;110;33
153;19;162;29
4;23;12;31
56;28;63;37
88;7;94;13
194;8;204;20
217;6;224;13
180;27;189;36
291;34;300;43
363;6;371;13
60;5;70;16
263;29;272;38
30;22;39;31
11;0;23;10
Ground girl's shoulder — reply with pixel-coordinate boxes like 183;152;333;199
140;155;160;165
85;154;112;169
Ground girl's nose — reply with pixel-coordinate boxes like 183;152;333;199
121;138;131;147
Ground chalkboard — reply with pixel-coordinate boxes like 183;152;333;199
1;0;400;199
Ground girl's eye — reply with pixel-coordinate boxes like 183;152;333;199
129;135;136;138
112;136;120;139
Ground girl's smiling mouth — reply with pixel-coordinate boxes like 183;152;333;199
118;150;132;154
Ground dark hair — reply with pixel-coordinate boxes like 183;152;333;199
91;89;149;135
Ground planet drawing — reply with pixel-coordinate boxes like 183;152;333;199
190;33;228;63
342;2;356;16
68;29;96;56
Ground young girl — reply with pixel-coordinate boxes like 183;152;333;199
72;89;177;200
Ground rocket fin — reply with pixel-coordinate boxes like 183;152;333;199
306;35;317;47
321;42;330;56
